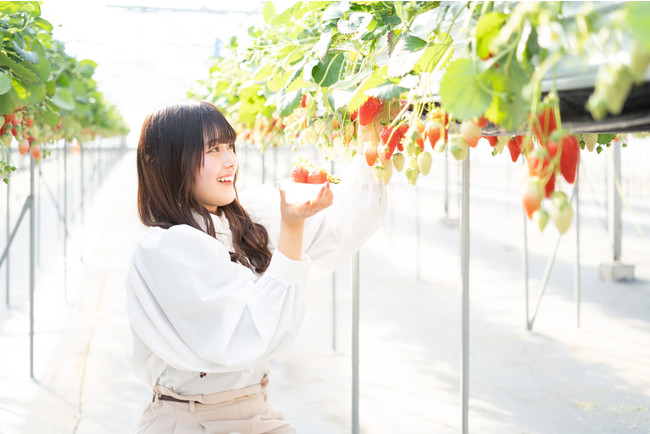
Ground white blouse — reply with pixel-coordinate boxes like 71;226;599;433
126;154;386;395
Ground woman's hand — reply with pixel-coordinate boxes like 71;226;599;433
276;183;333;261
279;183;334;227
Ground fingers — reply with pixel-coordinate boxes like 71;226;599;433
278;185;288;206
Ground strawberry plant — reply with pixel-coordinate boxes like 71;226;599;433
187;1;650;234
0;2;128;182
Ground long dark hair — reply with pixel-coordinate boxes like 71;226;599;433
137;100;272;273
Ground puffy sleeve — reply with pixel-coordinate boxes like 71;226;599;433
126;224;310;373
240;153;387;281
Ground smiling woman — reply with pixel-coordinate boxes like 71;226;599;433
127;99;387;433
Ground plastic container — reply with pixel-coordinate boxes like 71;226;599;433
278;179;327;205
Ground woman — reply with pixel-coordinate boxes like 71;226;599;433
126;100;386;433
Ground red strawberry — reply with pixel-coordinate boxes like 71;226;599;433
301;94;308;108
461;120;481;148
532;107;557;146
29;144;41;161
350;109;358;122
25;117;33;128
474;116;488;128
357;97;383;126
547;134;579;184
527;149;555;197
483;136;498;147
290;164;309;183
363;142;378;166
521;177;543;219
380;123;409;153
507;136;522;162
377;143;393;165
423;120;443;150
544;173;556;198
18;139;29;155
307;168;329;184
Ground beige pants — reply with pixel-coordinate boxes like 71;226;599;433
135;376;296;434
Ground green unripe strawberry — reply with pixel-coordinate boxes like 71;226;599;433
392;152;405;172
405;167;418;186
449;136;469;161
533;208;549;232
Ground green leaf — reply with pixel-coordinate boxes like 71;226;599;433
439;59;491;122
365;81;408;100
597;133;617;145
0;89;18;114
12;79;45;105
30;39;51;82
361;24;389;41
46;79;55;96
263;2;276;24
52;87;75;111
415;33;454;73
626;2;650;52
388;35;427;78
43;103;60;127
270;2;306;26
347;66;388;112
0;73;11;95
33;17;53;32
482;62;530;131
254;63;275;81
78;59;97;77
328;89;353;111
475;12;506;60
337;12;373;35
12;41;39;64
322;1;350;21
308;2;328;11
314;26;333;61
312;53;345;87
286;77;313;92
0;52;40;83
267;68;291;93
277;89;302;117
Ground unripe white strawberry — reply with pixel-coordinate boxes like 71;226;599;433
418;151;432;175
583;133;598;152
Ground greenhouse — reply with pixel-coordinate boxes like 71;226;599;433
0;1;648;433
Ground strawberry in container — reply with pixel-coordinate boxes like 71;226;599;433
279;160;339;205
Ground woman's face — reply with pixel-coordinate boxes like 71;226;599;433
193;141;238;213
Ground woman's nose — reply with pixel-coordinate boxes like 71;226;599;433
223;149;237;167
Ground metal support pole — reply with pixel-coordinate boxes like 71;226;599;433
29;157;35;379
261;152;266;184
351;252;360;434
331;159;337;353
5;179;10;307
332;272;337;352
415;183;421;281
574;165;581;328
63;140;68;303
36;163;40;267
523;203;529;329
444;145;450;219
608;142;622;261
460;155;470;434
